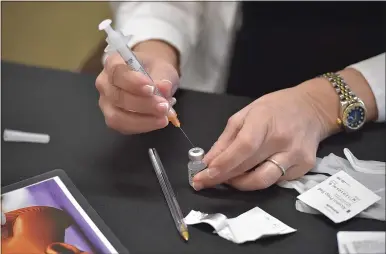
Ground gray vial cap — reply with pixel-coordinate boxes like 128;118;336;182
188;147;205;161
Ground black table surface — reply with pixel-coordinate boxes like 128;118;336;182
2;61;385;254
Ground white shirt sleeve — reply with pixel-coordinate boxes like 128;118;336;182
348;53;385;123
107;1;203;71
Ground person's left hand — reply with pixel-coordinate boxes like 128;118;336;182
192;80;339;191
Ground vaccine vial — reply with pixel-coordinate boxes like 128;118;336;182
188;147;207;187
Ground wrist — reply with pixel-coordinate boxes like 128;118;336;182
297;78;341;140
297;68;378;140
132;40;180;74
338;68;378;121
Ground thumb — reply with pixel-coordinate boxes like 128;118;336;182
154;79;177;98
149;62;179;98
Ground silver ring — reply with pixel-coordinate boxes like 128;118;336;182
266;158;286;176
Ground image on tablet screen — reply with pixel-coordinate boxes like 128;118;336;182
1;176;118;254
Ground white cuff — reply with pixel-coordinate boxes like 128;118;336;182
348;53;385;122
119;17;190;72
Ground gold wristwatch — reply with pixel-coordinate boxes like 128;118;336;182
320;72;367;132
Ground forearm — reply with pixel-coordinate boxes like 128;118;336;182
298;68;378;139
133;40;180;72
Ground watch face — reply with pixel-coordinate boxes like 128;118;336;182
343;102;366;130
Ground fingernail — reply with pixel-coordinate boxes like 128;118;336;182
192;182;203;191
172;85;178;95
143;85;155;95
168;97;177;106
157;102;170;113
161;79;177;95
207;168;220;179
161;79;172;86
156;79;173;97
202;156;209;165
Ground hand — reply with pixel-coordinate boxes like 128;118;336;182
192;81;339;191
96;49;179;134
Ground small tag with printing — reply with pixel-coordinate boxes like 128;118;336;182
337;231;385;254
297;170;381;223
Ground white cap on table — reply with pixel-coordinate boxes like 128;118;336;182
3;129;50;143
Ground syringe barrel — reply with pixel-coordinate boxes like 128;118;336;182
118;47;147;75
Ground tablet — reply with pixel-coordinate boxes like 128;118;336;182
1;169;129;254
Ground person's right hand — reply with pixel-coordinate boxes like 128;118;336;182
96;51;179;134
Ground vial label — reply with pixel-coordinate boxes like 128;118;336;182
188;161;207;187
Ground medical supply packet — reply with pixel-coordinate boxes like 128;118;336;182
297;170;381;223
278;150;385;221
184;206;296;244
337;231;385;254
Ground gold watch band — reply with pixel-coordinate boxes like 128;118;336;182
319;72;365;130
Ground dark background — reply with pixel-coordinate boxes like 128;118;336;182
227;1;385;97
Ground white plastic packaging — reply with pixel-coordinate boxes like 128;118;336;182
3;129;50;144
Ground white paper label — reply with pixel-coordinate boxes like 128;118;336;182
337;231;386;254
184;207;296;244
297;171;381;223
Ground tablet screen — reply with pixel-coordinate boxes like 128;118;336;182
1;176;119;254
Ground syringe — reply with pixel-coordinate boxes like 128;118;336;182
99;19;194;147
98;19;182;126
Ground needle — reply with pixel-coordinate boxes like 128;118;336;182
179;127;195;148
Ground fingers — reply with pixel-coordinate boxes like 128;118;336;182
207;118;267;176
103;53;155;97
218;147;274;182
97;52;179;134
101;52;178;99
203;104;253;165
97;70;174;117
193;122;268;190
202;122;238;165
155;79;176;98
168;97;177;106
149;60;179;97
228;150;315;191
99;96;168;134
193;106;269;190
228;152;294;191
